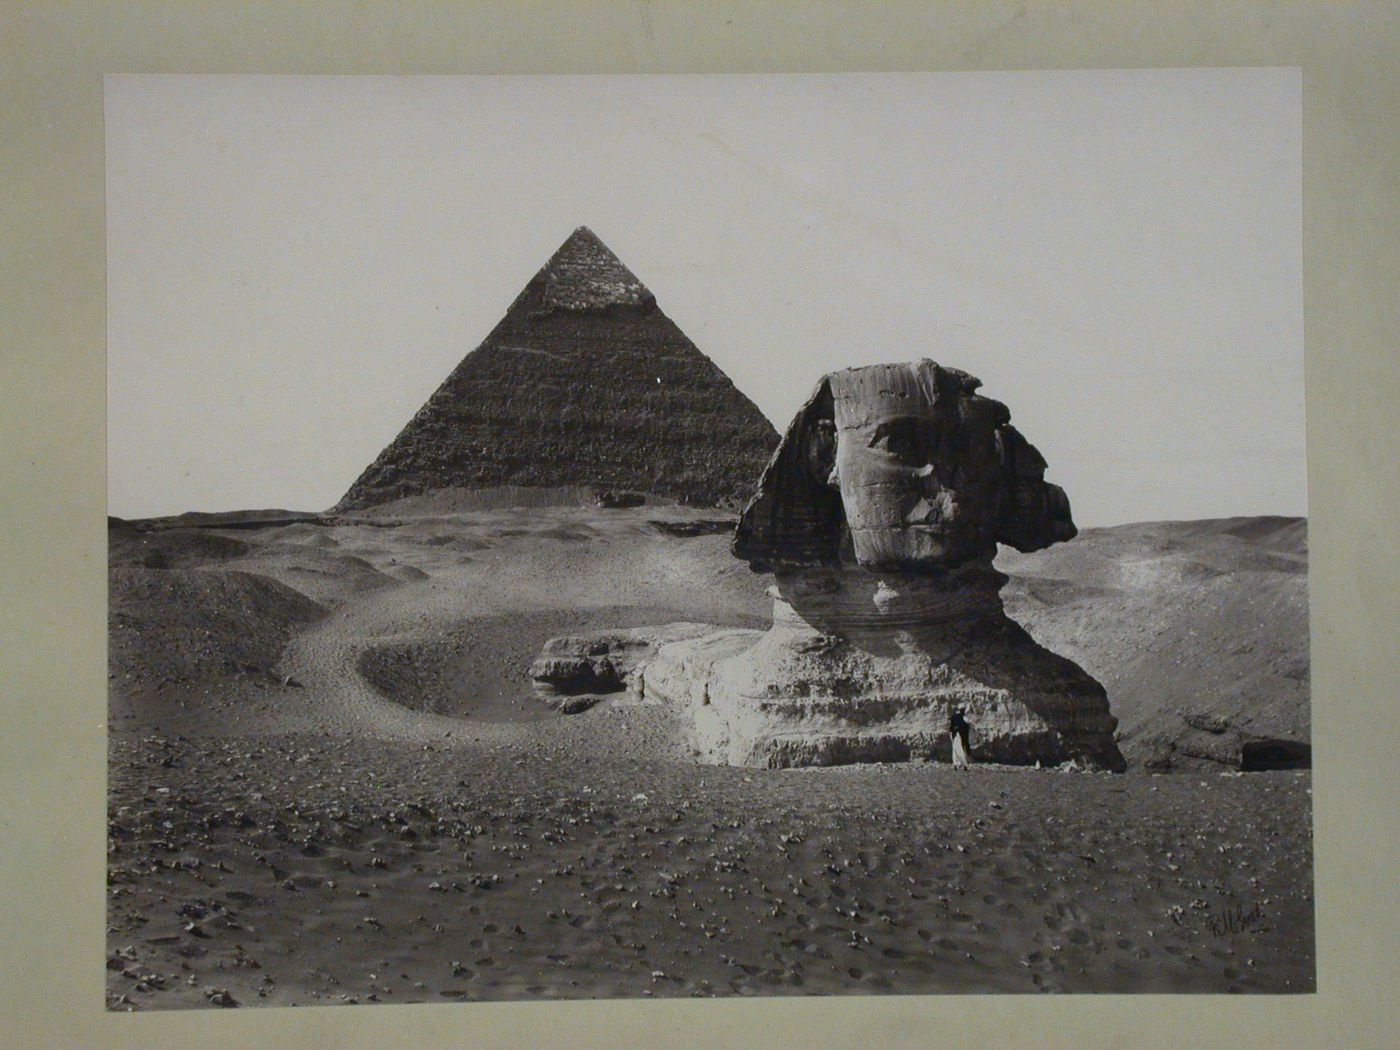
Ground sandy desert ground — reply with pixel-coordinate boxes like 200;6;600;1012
106;499;1313;1007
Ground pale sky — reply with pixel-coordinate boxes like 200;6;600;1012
106;71;1303;526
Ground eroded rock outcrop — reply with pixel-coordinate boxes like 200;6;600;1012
529;623;725;713
643;360;1126;770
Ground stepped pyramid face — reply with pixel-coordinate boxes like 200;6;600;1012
336;227;779;511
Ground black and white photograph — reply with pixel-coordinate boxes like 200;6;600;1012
103;70;1312;1009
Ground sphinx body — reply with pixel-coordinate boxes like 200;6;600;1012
642;360;1127;771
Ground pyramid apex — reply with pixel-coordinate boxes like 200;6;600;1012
538;225;652;312
557;225;614;256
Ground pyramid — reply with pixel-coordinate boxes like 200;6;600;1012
336;227;779;511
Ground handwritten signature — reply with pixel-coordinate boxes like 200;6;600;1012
1206;901;1267;937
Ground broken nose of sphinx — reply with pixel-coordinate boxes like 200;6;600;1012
905;490;955;528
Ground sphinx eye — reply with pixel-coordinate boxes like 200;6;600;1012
868;419;924;464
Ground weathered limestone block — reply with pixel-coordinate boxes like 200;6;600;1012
648;359;1125;770
529;622;725;712
645;570;1122;769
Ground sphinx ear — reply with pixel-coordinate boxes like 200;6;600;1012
733;378;844;571
803;416;838;489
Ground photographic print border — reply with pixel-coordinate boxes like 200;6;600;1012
3;2;1397;1048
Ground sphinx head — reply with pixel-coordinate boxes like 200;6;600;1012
734;360;1076;573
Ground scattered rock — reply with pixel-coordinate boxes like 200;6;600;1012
1183;711;1232;734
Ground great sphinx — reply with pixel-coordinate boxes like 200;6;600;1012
640;359;1127;770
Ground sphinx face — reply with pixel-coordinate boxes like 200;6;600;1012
827;362;1008;571
732;358;1076;575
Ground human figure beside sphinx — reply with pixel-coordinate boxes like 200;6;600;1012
641;359;1127;772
